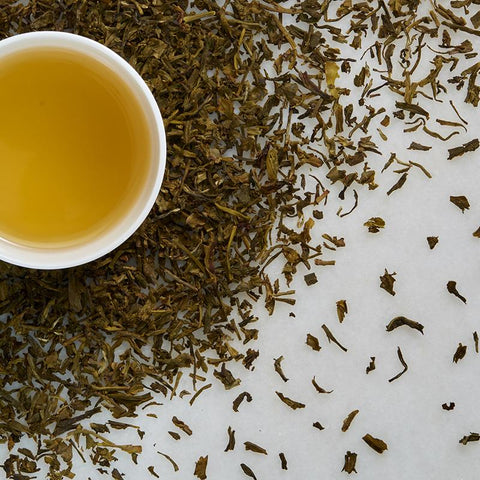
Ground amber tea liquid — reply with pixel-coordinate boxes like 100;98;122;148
0;48;151;247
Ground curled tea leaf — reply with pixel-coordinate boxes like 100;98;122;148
386;316;424;335
364;217;385;233
442;402;455;411
336;300;348;323
306;334;321;352
380;269;396;296
321;324;348;352
447;281;467;304
194;456;208;480
233;392;253;412
366;357;376;374
453;343;467;363
244;441;267;455
279;452;288;470
225;426;236;452
388;347;408;383
275;391;305;410
274;356;289;382
459;433;480;445
448;139;479;160
312;376;333;394
341;410;359;432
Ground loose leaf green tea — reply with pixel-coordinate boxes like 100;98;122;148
225;427;236;452
312;377;333;394
306;334;322;352
274;356;289;382
453;343;467;363
313;422;325;431
450;196;470;213
459;433;480;445
342;451;358;474
366;357;376;374
336;300;348;323
322;324;348;352
240;463;258;480
380;270;397;296
362;434;388;454
427;237;439;249
442;403;455;411
194;456;208;480
279;452;288;470
386;317;424;335
341;410;360;432
388;347;408;383
275;392;306;410
233;392;253;413
447;281;467;304
364;217;385;233
244;442;267;455
448;139;479;160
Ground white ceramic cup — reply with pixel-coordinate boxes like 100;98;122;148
0;32;166;270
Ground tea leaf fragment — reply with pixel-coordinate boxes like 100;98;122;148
453;343;467;363
194;456;208;480
342;451;358;474
386;316;424;335
362;434;388;454
275;392;305;410
380;269;396;296
341;410;359;432
450;195;470;213
447;281;467;304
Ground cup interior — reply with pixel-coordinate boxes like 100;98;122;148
0;32;166;269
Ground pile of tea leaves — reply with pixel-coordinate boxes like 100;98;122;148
0;0;479;478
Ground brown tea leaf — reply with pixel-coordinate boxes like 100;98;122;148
386;316;424;335
336;300;348;323
306;334;321;352
447;281;467;304
388;347;408;382
453;343;467;363
459;433;480;445
225;426;236;452
427;236;439;249
366;357;376;374
364;217;385;233
321;324;348;352
442;402;455;411
274;356;289;382
194;456;208;480
312;376;333;394
450;195;470;213
362;434;388;454
240;463;258;480
279;452;288;470
380;269;396;296
341;410;359;432
244;441;267;455
275;391;305;410
448;139;479;160
233;392;253;412
342;451;358;474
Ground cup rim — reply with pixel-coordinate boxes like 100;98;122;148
0;31;166;270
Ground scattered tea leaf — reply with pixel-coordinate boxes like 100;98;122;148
448;139;479;160
453;343;467;363
172;416;192;436
341;410;360;432
313;422;325;431
306;334;321;352
148;466;160;478
244;442;267;455
459;433;480;445
380;269;397;296
274;356;289;382
450;195;470;213
279;452;288;470
408;142;432;151
364;217;385;233
240;463;258;480
474;331;479;353
312;376;333;394
442;402;455;411
304;273;318;286
427;236;439;249
233;392;253;412
386;316;424;335
447;280;467;304
194;455;208;480
157;452;179;472
321;324;348;352
275;392;306;410
336;300;348;323
362;434;388;454
225;427;236;452
214;364;241;390
388;347;408;383
342;451;358;474
366;357;376;374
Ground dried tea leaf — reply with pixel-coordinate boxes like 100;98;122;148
447;281;467;304
453;343;467;363
148;466;160;478
279;452;288;470
459;433;480;445
304;273;318;286
366;357;376;374
408;142;432;151
448;139;479;160
274;356;289;382
244;442;267;455
275;392;305;410
364;217;385;233
240;463;258;480
386;172;408;195
321;324;348;352
336;300;348;323
172;416;192;436
362;434;388;454
157;452;179;472
427;236;439;249
386;316;424;334
306;333;321;351
450;195;470;213
233;392;253;412
313;422;325;431
442;402;455;411
194;456;208;480
214;364;241;390
388;347;408;382
312;376;333;394
225;427;236;452
473;227;480;238
168;431;180;441
341;410;359;432
342;451;358;474
474;331;479;353
380;269;396;296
